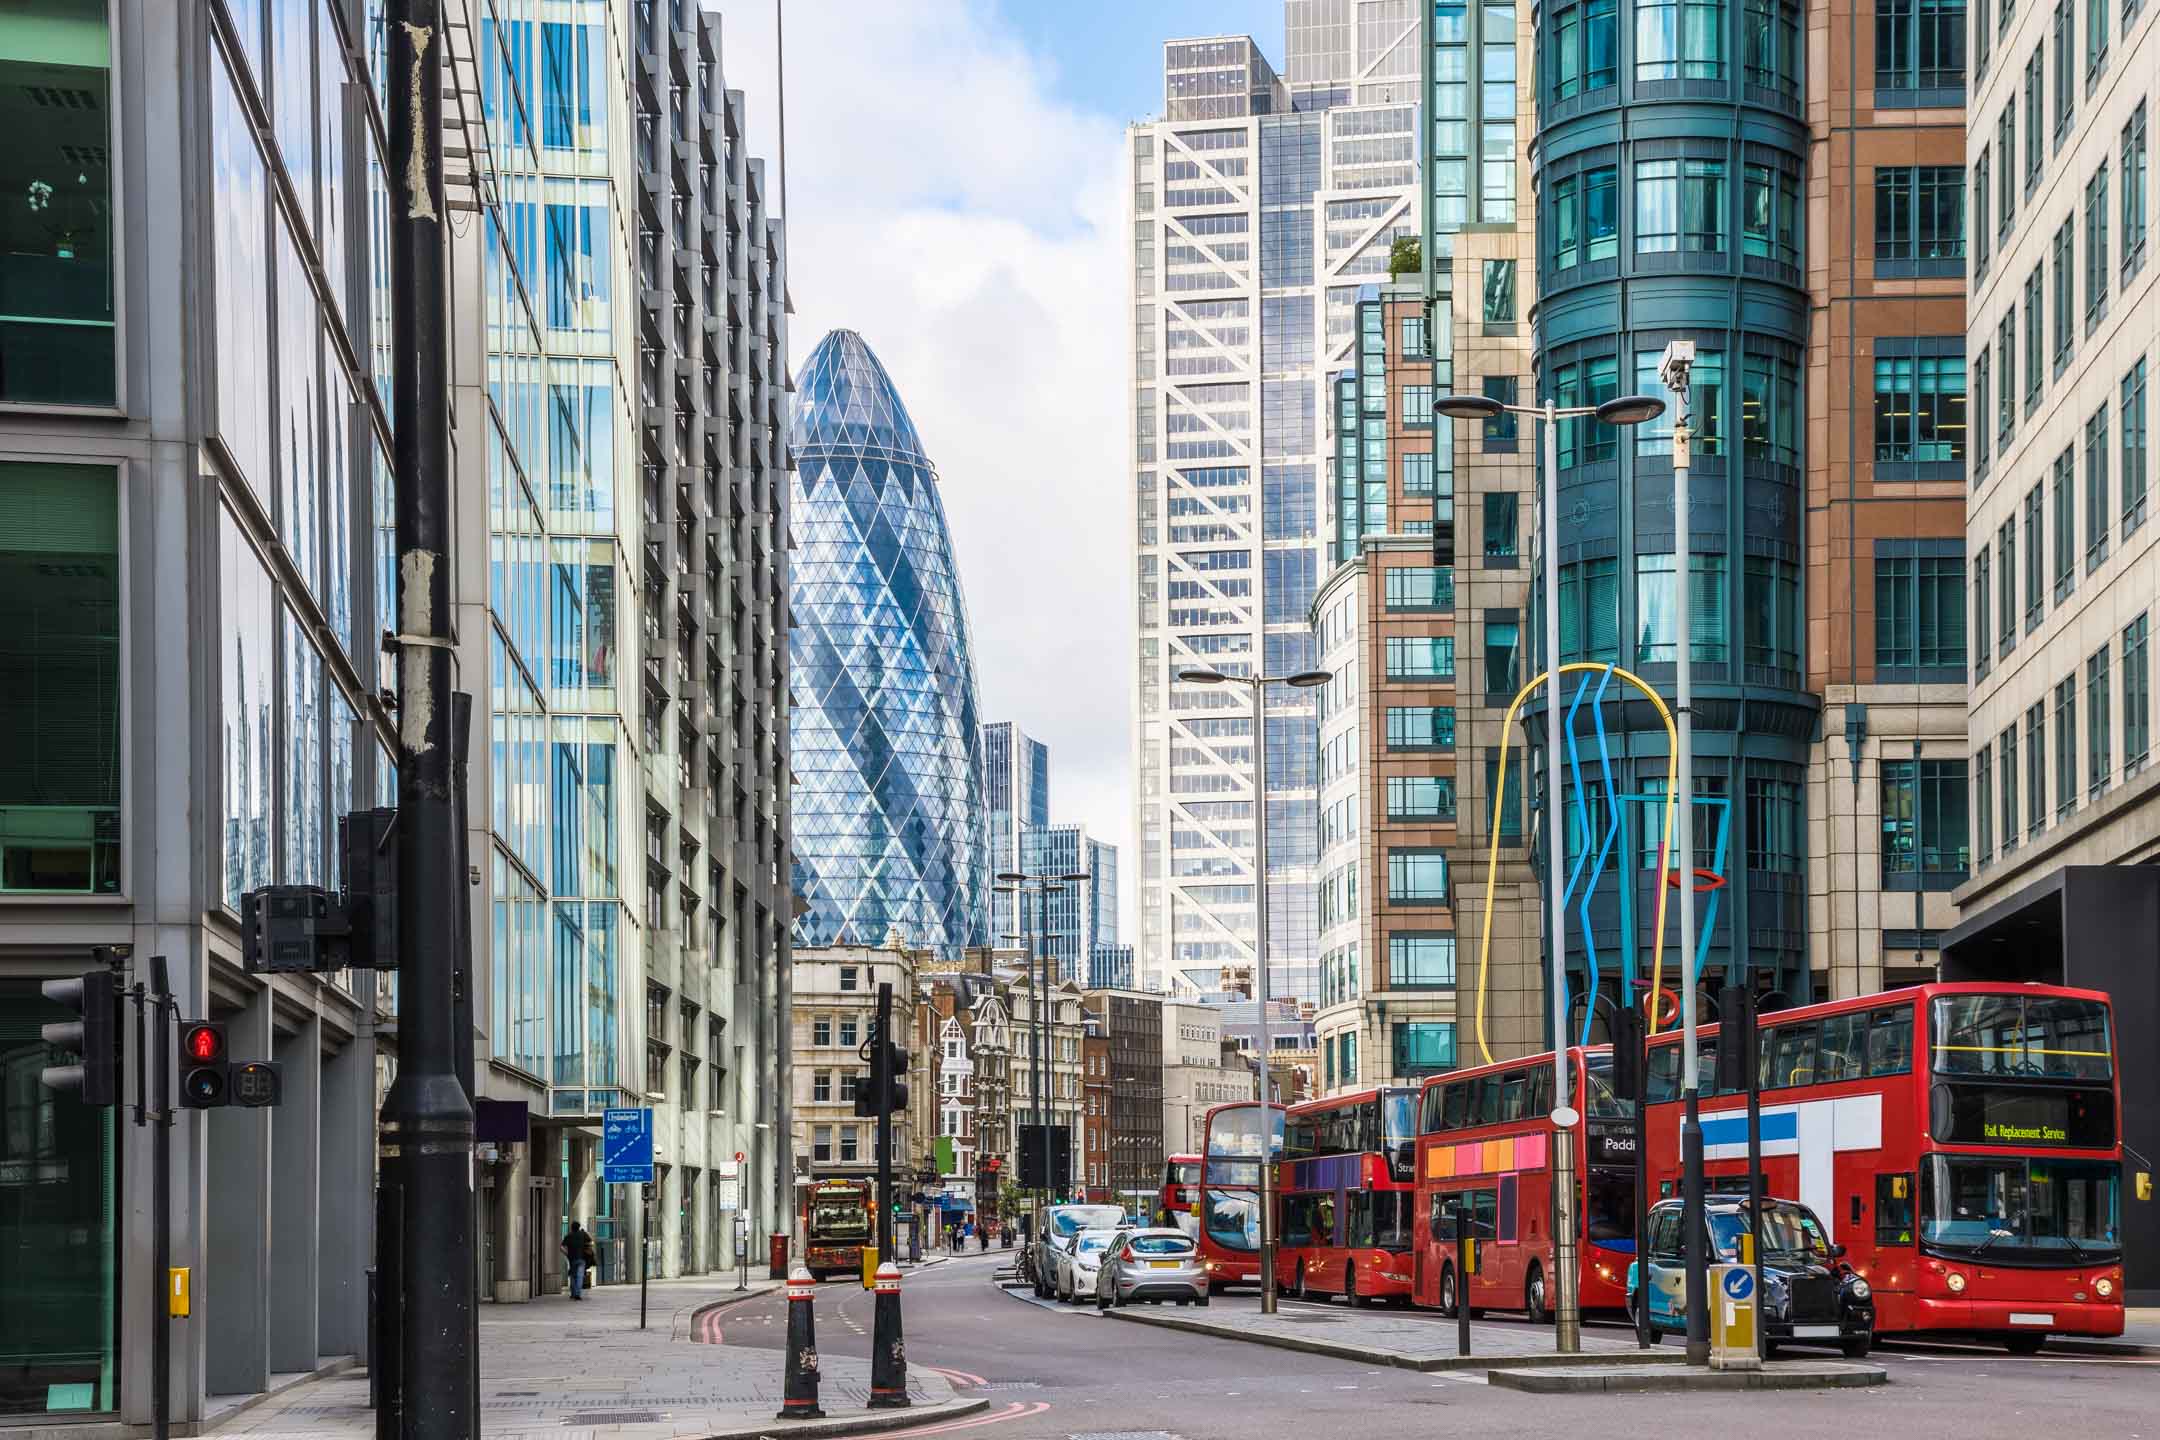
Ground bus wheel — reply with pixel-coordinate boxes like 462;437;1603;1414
2004;1333;2046;1356
1524;1264;1550;1325
1345;1263;1366;1308
1440;1264;1459;1318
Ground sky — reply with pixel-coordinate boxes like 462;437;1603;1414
710;1;1291;935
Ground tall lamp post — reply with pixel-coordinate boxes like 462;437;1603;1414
1430;387;1664;1354
1175;664;1332;1317
996;868;1088;1249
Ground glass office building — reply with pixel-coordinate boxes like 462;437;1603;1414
790;330;988;957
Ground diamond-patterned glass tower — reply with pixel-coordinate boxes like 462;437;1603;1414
790;330;988;956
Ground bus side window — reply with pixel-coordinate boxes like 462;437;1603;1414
1819;1011;1867;1082
1530;1065;1553;1118
1875;1173;1915;1245
1772;1024;1819;1089
1647;1043;1680;1103
1868;1006;1913;1076
1421;1085;1446;1134
1500;1072;1530;1122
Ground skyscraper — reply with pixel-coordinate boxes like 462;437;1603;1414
984;719;1050;943
791;330;989;956
1130;14;1423;1003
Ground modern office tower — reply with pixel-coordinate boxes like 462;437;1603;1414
1020;823;1120;983
1089;942;1139;990
1130;15;1423;1005
1507;0;1971;1021
984;719;1050;943
625;0;795;1280
790;329;989;957
1945;0;2159;1297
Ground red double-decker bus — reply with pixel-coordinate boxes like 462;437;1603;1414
1276;1087;1419;1304
1412;1047;1639;1320
1197;1101;1284;1293
1161;1154;1202;1218
1641;981;2123;1350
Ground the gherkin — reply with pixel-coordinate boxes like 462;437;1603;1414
789;330;987;956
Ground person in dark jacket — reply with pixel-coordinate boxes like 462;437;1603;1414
562;1220;598;1299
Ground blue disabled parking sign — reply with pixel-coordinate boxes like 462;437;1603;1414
602;1107;654;1184
1722;1266;1756;1302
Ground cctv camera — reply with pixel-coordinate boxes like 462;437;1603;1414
1658;339;1697;390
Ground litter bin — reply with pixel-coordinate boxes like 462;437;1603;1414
768;1232;788;1280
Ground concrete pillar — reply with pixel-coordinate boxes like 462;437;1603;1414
318;1031;373;1352
204;989;272;1398
493;1138;534;1301
269;1010;322;1372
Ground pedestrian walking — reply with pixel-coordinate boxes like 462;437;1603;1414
562;1219;598;1299
977;1224;988;1252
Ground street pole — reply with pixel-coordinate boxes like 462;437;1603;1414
381;2;476;1430
149;955;172;1440
876;983;896;1263
1670;360;1708;1367
1250;677;1277;1317
1544;399;1581;1354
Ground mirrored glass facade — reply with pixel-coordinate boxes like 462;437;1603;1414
790;331;987;957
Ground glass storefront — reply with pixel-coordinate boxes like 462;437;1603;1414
0;979;119;1415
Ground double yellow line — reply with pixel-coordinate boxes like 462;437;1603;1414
1473;664;1680;1065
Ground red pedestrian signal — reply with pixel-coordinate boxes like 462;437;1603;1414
179;1021;230;1109
185;1024;224;1063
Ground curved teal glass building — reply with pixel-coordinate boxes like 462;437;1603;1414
789;330;988;956
1531;0;1818;1002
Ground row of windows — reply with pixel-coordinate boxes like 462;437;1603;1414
1547;160;1806;275
1976;97;2147;336
1544;0;1807;106
1552;553;1802;674
1647;1003;1914;1101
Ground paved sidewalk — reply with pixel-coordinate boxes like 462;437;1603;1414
1106;1294;1686;1373
199;1274;983;1440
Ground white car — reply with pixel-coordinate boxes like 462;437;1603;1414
1053;1229;1119;1303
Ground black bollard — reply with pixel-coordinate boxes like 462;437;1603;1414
776;1267;825;1420
869;1261;910;1409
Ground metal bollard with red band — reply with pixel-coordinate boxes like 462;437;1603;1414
775;1266;825;1420
868;1261;909;1409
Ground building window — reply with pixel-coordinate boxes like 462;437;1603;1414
1872;350;1966;467
2024;484;2045;627
2123;357;2149;533
1874;551;1965;679
1973;343;1992;475
2051;0;2075;142
1974;148;1993;279
1998;518;2017;656
1745;774;1803;872
1996;310;2017;445
1388;933;1458;989
1483;614;1520;698
1388;848;1452;904
1483;749;1522;839
812;1070;831;1102
1401;312;1429;356
1384;565;1454;611
812;1125;833;1163
1384;635;1456;681
2054;674;2078;819
1559;556;1622;663
1483;492;1519;564
1971;545;1990;679
2002;93;2021;229
1974;745;1994;866
1401;451;1437;497
2027;701;2048;835
2123;103;2148;282
1636;0;1727;79
1874;167;1967;273
1482;377;1520;446
839;1071;858;1103
2085;404;2110;570
2024;264;2045;407
1742;557;1802;675
1741;354;1801;465
1482;260;1517;324
2085;164;2110;325
839;1126;859;1163
1554;354;1622;465
3;464;121;894
1636;349;1726;456
1386;776;1458;822
2051;219;2075;372
838;1017;859;1048
1403;385;1434;425
1549;0;1621;99
1742;0;1803;93
2084;0;2108;77
1635;553;1728;663
2000;728;2020;853
812;1016;832;1047
2088;646;2112;796
1742;164;1803;267
1876;0;1967;94
1881;759;1970;884
1635;157;1727;252
1393;1022;1457;1080
2052;447;2077;599
2125;615;2151;772
839;965;859;991
0;3;116;406
1385;705;1457;751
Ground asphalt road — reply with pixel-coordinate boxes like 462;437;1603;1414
705;1249;2158;1439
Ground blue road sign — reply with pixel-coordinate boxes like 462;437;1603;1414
602;1107;654;1184
1721;1266;1756;1302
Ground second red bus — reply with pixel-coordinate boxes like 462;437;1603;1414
1276;1086;1420;1303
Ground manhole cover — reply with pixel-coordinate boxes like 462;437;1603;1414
561;1412;665;1425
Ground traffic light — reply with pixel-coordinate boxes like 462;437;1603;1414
39;970;121;1107
853;1070;879;1117
1717;983;1758;1094
883;1036;909;1115
1609;1001;1645;1105
179;1022;229;1108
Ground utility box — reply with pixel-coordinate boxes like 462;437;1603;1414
861;1245;880;1289
1710;1264;1761;1370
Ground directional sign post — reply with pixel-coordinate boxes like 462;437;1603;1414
602;1107;654;1183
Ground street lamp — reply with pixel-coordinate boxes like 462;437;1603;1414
1429;387;1663;1354
1172;664;1331;1316
996;867;1088;1252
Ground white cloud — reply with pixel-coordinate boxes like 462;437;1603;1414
710;1;1136;930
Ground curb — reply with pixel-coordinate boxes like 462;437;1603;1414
1486;1362;1889;1394
687;1396;991;1439
1105;1307;1689;1373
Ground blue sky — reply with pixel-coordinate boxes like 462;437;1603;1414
994;0;1286;124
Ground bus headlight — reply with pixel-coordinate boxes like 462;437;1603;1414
1946;1271;1967;1294
2095;1277;2114;1298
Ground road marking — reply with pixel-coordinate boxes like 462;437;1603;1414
875;1400;1051;1436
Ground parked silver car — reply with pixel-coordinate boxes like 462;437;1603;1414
1031;1204;1124;1298
1053;1228;1119;1302
1094;1227;1207;1309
